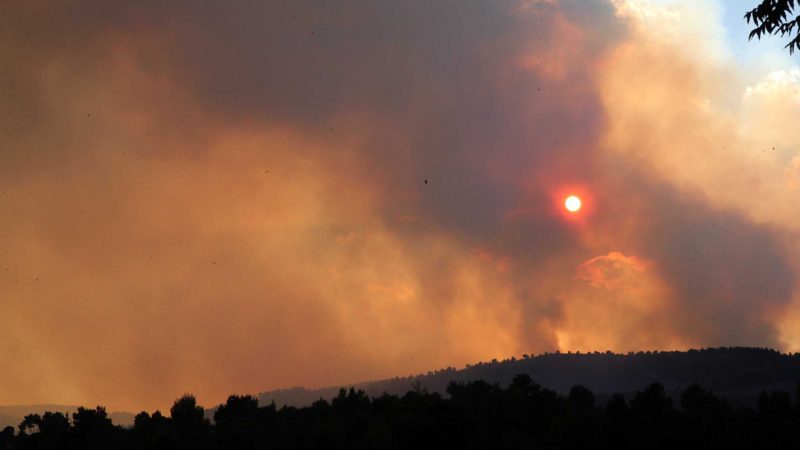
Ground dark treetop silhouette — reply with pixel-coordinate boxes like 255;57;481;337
3;378;800;450
3;348;800;449
746;0;800;53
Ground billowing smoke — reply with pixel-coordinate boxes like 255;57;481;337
0;0;798;411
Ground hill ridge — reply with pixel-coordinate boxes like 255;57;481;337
257;347;800;408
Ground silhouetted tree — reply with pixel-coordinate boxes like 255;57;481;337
755;390;797;448
130;410;173;450
554;385;600;449
71;406;121;450
170;395;212;450
16;413;71;450
0;427;13;450
630;383;677;449
568;385;595;410
680;384;736;449
746;0;800;53
602;394;631;450
213;395;270;450
19;414;41;435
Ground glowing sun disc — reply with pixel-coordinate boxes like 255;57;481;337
565;195;582;212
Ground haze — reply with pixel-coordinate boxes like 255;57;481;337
2;0;800;412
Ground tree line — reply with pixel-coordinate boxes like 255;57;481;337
3;374;800;449
258;348;800;408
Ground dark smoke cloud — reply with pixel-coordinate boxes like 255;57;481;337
0;0;796;411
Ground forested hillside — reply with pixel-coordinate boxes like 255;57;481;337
259;348;800;407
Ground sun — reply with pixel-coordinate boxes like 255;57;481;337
565;195;582;212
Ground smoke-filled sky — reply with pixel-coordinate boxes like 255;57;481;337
2;0;800;412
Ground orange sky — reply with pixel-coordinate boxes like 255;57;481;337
2;0;800;412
